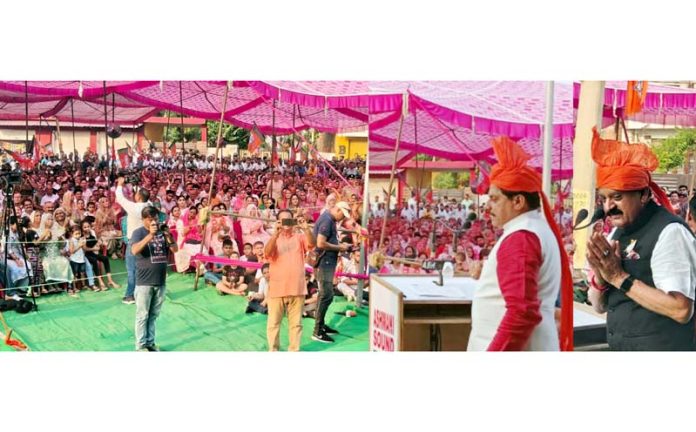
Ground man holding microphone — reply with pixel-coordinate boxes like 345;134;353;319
130;206;177;352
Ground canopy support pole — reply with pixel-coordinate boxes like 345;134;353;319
103;81;109;164
356;148;369;308
111;93;116;176
542;81;554;197
70;100;77;161
24;81;29;155
193;81;230;291
378;98;406;250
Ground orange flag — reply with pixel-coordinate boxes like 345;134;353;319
248;123;264;155
625;81;648;116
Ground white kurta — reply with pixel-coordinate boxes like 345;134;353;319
468;210;561;351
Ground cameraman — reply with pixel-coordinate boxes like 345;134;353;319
312;202;352;343
130;206;177;352
116;176;151;305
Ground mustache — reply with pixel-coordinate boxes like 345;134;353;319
606;208;623;216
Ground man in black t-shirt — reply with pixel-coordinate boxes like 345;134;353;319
130;206;178;352
312;202;351;343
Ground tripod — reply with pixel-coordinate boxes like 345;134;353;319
1;177;38;312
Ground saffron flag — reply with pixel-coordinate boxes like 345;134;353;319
470;161;491;194
117;147;130;169
248;123;264;155
625;81;648;116
5;149;34;170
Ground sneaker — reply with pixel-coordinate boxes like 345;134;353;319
136;347;149;352
122;296;136;305
145;345;159;352
311;332;335;343
9;294;22;301
323;325;339;335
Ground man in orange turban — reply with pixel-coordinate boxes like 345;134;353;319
467;136;573;351
586;127;696;351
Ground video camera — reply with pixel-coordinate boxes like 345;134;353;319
0;162;22;186
160;222;176;244
118;170;140;185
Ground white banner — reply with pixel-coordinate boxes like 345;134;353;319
369;275;403;351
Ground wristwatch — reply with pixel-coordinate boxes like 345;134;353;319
619;275;635;293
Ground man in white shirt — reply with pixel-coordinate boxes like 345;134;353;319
116;177;152;305
40;185;60;207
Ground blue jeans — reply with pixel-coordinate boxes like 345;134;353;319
203;271;222;285
134;284;166;350
125;242;136;298
85;260;95;287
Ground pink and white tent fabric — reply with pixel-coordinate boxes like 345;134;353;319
1;80;574;178
573;81;696;127
0;81;159;125
0;81;369;133
369;81;574;179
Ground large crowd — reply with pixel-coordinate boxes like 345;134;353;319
0;150;368;317
367;190;575;274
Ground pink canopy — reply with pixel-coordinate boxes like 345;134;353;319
574;81;696;127
369;81;574;179
1;80;573;179
0;81;369;133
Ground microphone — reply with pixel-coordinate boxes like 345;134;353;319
574;207;606;230
573;209;589;229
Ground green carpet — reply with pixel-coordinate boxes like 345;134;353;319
0;261;368;352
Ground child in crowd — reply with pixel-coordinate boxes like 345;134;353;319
67;225;91;296
204;238;236;285
215;252;247;296
246;263;269;314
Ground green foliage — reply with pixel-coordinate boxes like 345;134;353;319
652;129;696;173
433;171;469;189
163;126;201;144
205;121;250;148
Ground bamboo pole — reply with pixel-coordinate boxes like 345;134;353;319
193;81;230;291
378;99;406;250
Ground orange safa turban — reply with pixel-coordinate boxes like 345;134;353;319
488;136;573;351
591;127;673;212
490;136;542;192
592;127;657;190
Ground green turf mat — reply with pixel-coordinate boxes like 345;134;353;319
0;260;368;352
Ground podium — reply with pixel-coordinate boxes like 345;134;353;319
573;302;608;351
370;275;475;351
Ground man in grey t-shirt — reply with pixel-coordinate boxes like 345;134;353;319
130;206;178;351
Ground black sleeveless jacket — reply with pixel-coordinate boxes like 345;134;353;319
606;201;696;351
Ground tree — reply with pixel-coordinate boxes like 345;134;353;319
433;171;469;189
205;121;250;148
652;129;696;173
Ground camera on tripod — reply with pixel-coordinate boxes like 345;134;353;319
0;162;22;186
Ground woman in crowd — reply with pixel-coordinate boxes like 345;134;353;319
175;205;204;273
81;219;119;290
95;196;122;259
240;203;270;246
39;212;73;291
